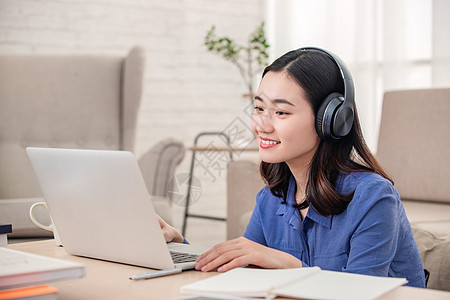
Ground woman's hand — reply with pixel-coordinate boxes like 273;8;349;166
195;236;302;272
157;215;184;243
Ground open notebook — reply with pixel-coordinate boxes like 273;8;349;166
180;267;408;300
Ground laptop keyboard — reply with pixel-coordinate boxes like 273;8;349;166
170;251;199;264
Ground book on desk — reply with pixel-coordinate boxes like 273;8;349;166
0;224;12;247
180;267;408;300
0;247;85;291
0;285;58;300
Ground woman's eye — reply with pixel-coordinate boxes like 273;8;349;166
276;111;288;116
254;106;264;112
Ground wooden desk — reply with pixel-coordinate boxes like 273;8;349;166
7;240;450;300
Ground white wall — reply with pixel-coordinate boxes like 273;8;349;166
0;0;264;155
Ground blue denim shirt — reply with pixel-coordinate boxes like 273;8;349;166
243;172;425;288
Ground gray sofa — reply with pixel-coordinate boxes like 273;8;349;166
227;88;450;291
0;47;184;237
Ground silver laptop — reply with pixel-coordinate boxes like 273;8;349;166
26;147;208;270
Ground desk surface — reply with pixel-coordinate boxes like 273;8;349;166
7;240;450;300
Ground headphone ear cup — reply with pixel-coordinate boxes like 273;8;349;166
315;93;344;140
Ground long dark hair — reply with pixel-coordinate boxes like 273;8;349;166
259;49;392;216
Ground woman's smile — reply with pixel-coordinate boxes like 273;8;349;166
259;137;281;149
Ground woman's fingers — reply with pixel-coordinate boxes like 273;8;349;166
156;214;167;228
155;214;184;243
195;236;302;272
195;237;256;272
195;244;230;270
196;248;247;272
217;255;251;272
196;239;237;261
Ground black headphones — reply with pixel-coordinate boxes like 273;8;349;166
299;47;355;140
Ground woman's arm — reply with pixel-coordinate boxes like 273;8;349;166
194;236;302;272
193;187;302;272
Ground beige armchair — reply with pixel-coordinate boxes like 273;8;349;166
376;88;450;291
226;88;450;291
0;47;184;237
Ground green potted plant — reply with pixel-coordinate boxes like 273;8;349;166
204;22;270;101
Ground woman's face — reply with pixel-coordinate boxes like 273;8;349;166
251;71;320;169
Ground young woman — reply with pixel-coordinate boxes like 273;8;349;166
159;48;426;288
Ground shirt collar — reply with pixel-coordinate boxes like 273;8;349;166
306;206;333;229
276;177;302;230
276;176;333;229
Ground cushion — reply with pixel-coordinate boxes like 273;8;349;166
403;200;450;237
411;223;450;291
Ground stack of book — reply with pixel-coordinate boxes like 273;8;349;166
0;246;85;299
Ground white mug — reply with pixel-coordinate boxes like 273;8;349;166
29;201;62;246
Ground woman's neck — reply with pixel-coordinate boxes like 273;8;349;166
287;164;309;205
289;167;310;218
287;157;310;188
285;142;318;195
